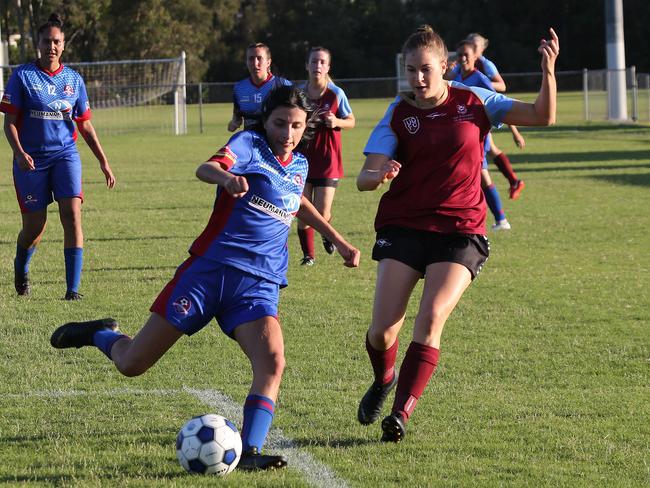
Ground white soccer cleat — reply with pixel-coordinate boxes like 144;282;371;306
491;219;511;231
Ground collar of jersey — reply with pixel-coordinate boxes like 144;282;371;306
35;61;64;77
250;72;274;88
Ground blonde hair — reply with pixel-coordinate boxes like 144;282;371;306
402;25;447;60
466;33;488;51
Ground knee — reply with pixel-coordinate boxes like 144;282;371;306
115;355;152;377
60;208;81;227
256;350;286;381
367;328;397;350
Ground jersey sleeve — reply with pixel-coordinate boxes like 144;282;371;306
481;57;499;78
0;70;24;115
73;76;92;121
451;81;513;127
207;130;254;171
232;81;241;114
363;99;399;158
331;84;353;118
279;77;292;87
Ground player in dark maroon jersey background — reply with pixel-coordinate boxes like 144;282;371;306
296;47;355;265
356;25;559;442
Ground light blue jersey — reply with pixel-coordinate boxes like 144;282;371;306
232;75;292;129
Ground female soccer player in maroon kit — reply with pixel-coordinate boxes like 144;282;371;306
356;25;559;442
297;47;355;265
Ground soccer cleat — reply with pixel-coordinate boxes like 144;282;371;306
357;374;398;425
509;180;526;200
64;291;83;301
322;237;335;255
15;272;30;296
50;318;119;349
491;219;511;231
238;447;288;471
300;256;315;266
381;412;406;443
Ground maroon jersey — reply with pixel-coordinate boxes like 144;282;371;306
364;83;513;234
302;82;353;179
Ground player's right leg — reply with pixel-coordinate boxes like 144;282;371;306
359;238;422;425
312;184;337;255
233;316;288;471
15;210;47;296
297;182;315;264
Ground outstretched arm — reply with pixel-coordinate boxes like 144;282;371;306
296;197;360;268
503;28;559;127
196;161;249;198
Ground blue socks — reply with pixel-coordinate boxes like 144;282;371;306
93;329;128;359
241;394;275;452
484;184;506;222
64;247;83;293
15;244;36;276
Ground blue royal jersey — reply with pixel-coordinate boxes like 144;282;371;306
0;62;91;161
450;55;500;80
232;74;292;129
190;131;308;286
452;68;495;91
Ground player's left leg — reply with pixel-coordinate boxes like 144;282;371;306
481;169;510;230
297;182;315;264
234;316;288;471
489;139;525;200
58;197;84;299
382;261;472;442
312;185;337;255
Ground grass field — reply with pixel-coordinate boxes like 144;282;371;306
1;95;649;487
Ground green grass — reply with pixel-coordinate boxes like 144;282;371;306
1;95;649;487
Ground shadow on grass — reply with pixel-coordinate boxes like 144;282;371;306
587;172;650;188
288;436;377;448
509;150;650;165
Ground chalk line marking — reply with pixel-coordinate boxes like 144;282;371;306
10;387;350;488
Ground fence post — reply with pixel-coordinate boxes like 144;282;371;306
629;65;637;122
583;68;589;121
198;82;204;134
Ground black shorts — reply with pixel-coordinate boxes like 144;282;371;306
372;226;490;279
306;177;339;188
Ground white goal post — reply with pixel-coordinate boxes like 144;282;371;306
1;52;187;135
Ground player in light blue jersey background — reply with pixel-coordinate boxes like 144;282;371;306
1;13;115;300
51;86;360;471
228;43;292;132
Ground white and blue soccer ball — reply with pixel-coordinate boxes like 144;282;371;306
176;414;242;476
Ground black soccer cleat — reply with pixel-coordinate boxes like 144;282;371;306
357;373;398;425
50;318;119;349
237;447;287;471
381;412;406;443
300;256;315;266
64;291;83;301
322;237;335;255
15;271;30;296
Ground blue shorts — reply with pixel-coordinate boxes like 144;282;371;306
13;151;83;213
481;133;492;170
151;255;279;337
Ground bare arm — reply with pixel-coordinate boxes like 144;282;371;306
296;195;360;267
509;124;525;149
77;119;115;188
490;73;507;93
502;28;559;127
228;111;243;132
195;161;249;198
325;112;356;130
356;153;401;191
3;113;34;170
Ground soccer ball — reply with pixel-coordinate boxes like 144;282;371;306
176;414;242;475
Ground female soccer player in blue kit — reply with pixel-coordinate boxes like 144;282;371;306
356;25;558;442
50;85;360;471
228;43;292;132
1;14;115;299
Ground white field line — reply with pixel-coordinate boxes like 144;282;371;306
9;387;350;488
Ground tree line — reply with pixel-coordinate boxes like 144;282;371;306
2;0;648;82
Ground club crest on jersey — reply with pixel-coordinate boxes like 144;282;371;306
281;193;301;213
456;104;468;115
47;99;73;113
294;174;303;185
403;116;420;134
63;85;74;96
172;296;192;316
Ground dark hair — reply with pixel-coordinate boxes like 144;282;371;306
306;46;333;84
247;42;271;58
456;39;475;52
255;85;317;151
37;13;64;39
402;24;447;59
